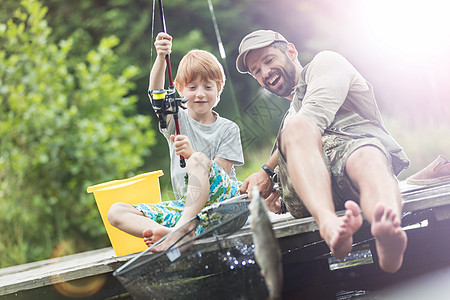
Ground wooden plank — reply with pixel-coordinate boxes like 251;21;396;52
0;248;136;296
402;182;450;212
1;181;449;298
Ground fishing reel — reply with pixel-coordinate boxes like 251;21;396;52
149;88;187;129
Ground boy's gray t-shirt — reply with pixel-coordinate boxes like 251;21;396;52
161;109;244;200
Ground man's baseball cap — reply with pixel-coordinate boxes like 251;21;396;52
236;30;288;74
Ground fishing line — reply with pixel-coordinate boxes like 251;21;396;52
207;0;225;60
206;0;241;119
150;0;156;67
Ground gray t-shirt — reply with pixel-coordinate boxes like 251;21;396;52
283;50;409;175
283;51;370;132
161;109;244;200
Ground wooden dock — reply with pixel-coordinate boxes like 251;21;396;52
1;181;449;299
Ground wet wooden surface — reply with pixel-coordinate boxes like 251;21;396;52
1;181;449;299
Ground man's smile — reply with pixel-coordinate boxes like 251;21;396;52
265;71;282;90
268;74;280;86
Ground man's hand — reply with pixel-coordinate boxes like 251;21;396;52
171;134;194;159
264;189;282;213
240;168;274;199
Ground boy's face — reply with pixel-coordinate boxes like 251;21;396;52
178;77;219;118
245;46;296;98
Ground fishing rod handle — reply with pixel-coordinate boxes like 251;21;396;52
173;114;186;168
157;0;183;167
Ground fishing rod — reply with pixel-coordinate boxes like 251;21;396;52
149;0;187;168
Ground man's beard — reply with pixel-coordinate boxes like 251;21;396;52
264;58;296;97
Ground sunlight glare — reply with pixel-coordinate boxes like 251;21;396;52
361;0;450;60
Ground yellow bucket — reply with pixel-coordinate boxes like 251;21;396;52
87;170;164;256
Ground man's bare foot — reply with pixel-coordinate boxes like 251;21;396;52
322;200;363;259
371;202;407;273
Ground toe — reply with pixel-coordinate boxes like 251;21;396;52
142;228;153;239
373;203;385;222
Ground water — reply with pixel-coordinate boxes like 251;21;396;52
113;199;270;299
113;199;450;299
115;239;268;299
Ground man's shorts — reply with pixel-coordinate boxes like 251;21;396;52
133;162;241;234
276;133;392;219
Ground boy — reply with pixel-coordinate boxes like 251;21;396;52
108;33;244;253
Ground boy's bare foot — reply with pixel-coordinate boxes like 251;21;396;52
142;221;196;253
322;200;363;259
142;226;171;247
371;202;407;273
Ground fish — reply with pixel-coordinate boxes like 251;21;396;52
249;186;283;300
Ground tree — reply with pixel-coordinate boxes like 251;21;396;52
0;0;155;267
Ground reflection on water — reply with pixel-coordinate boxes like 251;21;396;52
336;290;368;299
113;195;450;299
114;199;271;299
221;244;257;270
328;247;374;271
115;240;268;299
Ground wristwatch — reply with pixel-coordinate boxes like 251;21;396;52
262;164;277;182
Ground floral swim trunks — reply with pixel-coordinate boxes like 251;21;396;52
133;162;241;234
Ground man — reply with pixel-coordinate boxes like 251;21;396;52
236;30;410;273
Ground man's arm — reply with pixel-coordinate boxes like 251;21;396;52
240;149;279;198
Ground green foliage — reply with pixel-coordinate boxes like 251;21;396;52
0;0;155;267
384;116;450;180
0;0;447;269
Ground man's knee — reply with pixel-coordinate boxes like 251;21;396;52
281;116;321;152
351;146;389;167
347;146;392;180
186;152;211;174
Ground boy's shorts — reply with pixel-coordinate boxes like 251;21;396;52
276;133;392;219
133;162;241;234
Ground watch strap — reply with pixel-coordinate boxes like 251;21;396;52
262;164;275;179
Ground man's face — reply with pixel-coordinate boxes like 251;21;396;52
245;46;296;98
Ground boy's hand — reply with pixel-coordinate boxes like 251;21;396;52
170;135;194;159
154;32;172;60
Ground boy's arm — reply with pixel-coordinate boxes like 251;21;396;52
149;32;172;91
148;32;173;124
212;123;244;175
240;149;278;198
149;56;167;91
213;157;234;174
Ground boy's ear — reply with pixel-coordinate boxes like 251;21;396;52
174;82;183;96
